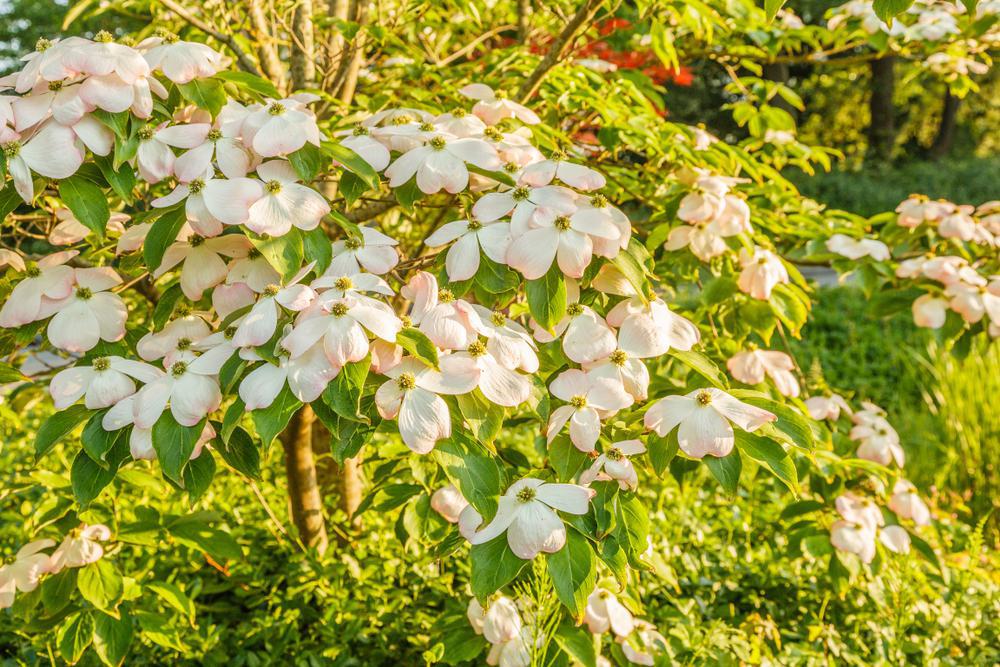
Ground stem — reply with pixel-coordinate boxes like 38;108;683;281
517;0;604;102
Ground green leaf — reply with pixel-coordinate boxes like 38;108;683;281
337;171;368;205
646;432;678;476
35;405;91;461
764;0;787;21
322;356;370;421
526;265;567;332
248;228;304;281
143;207;187;271
151;413;205;484
397;327;440;369
470;535;528;602
78;560;124;612
182;449;216;500
732;390;816;450
91;110;129;139
736;431;797;491
0;361;27;383
166;514;242;560
94;154;135;203
71;436;129;506
214;426;261;479
92;609;133;667
302;227;332;275
393;177;422;211
59;612;94;664
554;621;597;667
610;241;650;301
214;70;281;99
548;436;588;482
466;164;516;187
177;78;226;115
58;175;110;238
145;581;196;626
801;534;834;558
614;494;649;569
288;142;327;182
81;411;119;464
251;386;302;446
323;141;381;190
547;529;596;618
42;569;78;616
434;431;504;517
669;349;729;388
704;451;742;495
456;390;504;445
873;0;915;22
435;618;487;665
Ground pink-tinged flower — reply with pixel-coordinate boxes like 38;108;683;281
606;297;700;357
738;248;789;299
46;268;127;353
895;196;953;228
644;388;776;459
0;250;25;273
919;256;985;287
79;69;165;119
431;485;470;523
375;356;477;453
459;84;540;125
232;265;316;347
465;478;593;559
135;122;212;183
0;250;77;327
471;305;539;373
246;160;329;236
310;272;395;304
63;33;148;82
939;206;993;244
580;439;646;490
282;295;401;366
213;283;256;319
3;121;85;202
479;126;544;167
663;220;729;261
152;169;236;237
473;184;576;230
132;351;223;428
506;207;620;279
837;493;884;530
850;412;904;467
226;251;281;293
546;369;632;452
139;34;228;83
805;394;852;421
583;326;659;403
888;479;931;526
584;588;635;637
830;520;876;563
467;596;522;644
520;157;606;190
327;225;399;276
49;356;162;409
912;294;949;328
336;126;391;172
101;395;214;460
486;629;533;667
154;230;252;300
618;620;667;666
727;349;800;398
532;300;617;365
136;315;212;362
826;234;890;261
48;209;128;246
402;272;485;351
241;97;322;157
880;525;911;554
47;524;111;572
11;80;91;131
576;194;631;258
433;110;488;138
9;37;89;93
0;539;55;609
945;281;1000;325
450;338;531;407
425;218;511;282
385;132;501;194
116;222;152;254
239;344;340;409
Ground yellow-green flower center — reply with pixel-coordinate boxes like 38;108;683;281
570;395;587;409
438;288;455;303
189;179;205;194
467;340;487;357
467;219;482;232
511;187;530;202
397;373;416;391
75;286;93;300
2;141;21;158
606;447;624;461
207;129;223;142
516;486;536;503
334;277;353;291
697;390;713;406
429;136;447;151
566;303;584;317
176;337;192;350
265;180;282;194
170;361;188;377
95;30;113;43
263;284;280;297
491;311;506;327
554;216;571;231
92;357;110;372
268;102;286;116
330;303;349;317
610;349;627;366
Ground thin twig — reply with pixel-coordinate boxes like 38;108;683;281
517;0;604;102
159;0;262;76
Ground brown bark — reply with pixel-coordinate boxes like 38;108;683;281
331;0;369;104
338;455;364;524
291;0;317;90
929;90;960;160
282;405;329;553
867;56;896;162
249;0;287;92
517;0;532;42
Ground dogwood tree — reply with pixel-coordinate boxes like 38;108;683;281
0;0;993;663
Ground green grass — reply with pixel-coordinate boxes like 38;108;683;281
790;157;1000;216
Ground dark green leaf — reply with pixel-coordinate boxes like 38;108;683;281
736;431;797;491
322;356;370;421
323;141;381;189
251;385;302;446
470;535;528;602
704;451;742;495
59;175;110;237
397;327;440;369
554;620;597;667
456;390;504;445
614;494;649;569
35;405;91;461
646;432;678;476
547;529;596;617
288;142;326;182
669;349;729;388
214;70;281;98
151;413;205;484
526;265;567;332
214;426;261;478
873;0;915;22
302;227;332;275
182;449;216;500
59;612;94;664
764;0;787;21
434;431;504;517
548;436;588;482
177;78;226;115
94;154;136;203
77;560;123;612
143;207;187;271
248;228;304;281
93;609;133;667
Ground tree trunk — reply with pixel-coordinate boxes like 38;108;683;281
248;0;286;92
290;0;317;90
282;405;329;553
929;90;960;160
339;455;364;524
517;0;532;42
867;56;896;162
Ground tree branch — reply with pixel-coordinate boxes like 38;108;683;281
158;0;263;76
517;0;603;103
345;199;397;223
248;0;288;92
